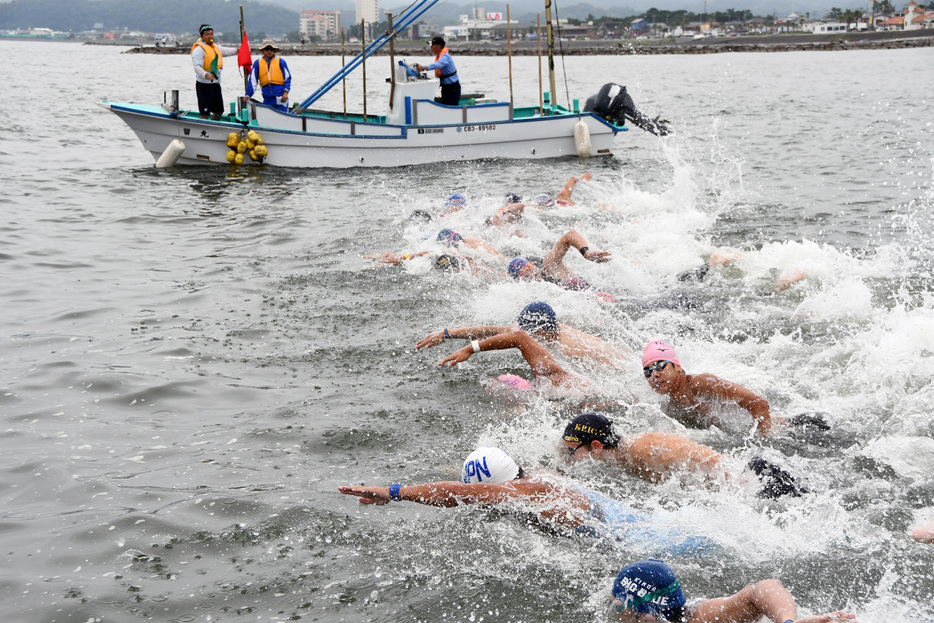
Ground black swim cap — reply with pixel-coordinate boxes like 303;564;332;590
409;209;432;223
435;254;460;271
563;412;619;448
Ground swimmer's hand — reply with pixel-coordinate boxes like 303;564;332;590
439;346;472;367
583;249;612;263
795;611;857;623
416;331;446;350
338;485;391;505
580;172;593;181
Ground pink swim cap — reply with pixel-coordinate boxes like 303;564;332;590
642;340;681;368
497;374;532;390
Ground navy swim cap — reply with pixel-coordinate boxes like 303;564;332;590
563;412;619;448
437;229;462;247
445;193;467;207
508;258;528;278
504;193;521;205
517;301;558;336
613;559;686;621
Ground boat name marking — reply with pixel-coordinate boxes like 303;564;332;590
462;124;496;132
417;128;445;134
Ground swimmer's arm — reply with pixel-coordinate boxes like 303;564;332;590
363;251;429;265
559;327;630;367
463;236;507;259
438;330;568;380
554;172;592;205
543;230;611;276
691;581;856;623
338;482;523;508
624;432;725;483
696;374;772;436
416;325;515;350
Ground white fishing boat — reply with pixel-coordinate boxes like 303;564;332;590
101;0;668;168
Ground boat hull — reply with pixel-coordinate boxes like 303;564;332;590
103;102;621;169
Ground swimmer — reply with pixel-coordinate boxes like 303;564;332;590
562;412;804;498
641;340;828;437
507;172;593;209
610;559;856;623
678;252;806;294
339;447;718;557
438;329;592;393
365;227;506;265
509;230;615;301
416;301;630;369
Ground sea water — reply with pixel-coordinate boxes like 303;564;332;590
1;40;933;622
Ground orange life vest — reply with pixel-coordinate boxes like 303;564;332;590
258;57;285;86
434;47;450;78
191;41;224;72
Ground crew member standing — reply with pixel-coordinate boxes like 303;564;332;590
247;40;292;112
191;24;239;120
415;36;461;106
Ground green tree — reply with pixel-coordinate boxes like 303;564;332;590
874;0;895;12
842;8;862;27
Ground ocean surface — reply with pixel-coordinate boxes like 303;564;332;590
1;40;933;622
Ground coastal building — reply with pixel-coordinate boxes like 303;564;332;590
300;10;341;42
356;0;380;25
442;8;514;42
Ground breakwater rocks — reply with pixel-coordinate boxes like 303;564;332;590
121;29;934;56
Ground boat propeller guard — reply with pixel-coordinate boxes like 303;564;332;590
583;83;671;136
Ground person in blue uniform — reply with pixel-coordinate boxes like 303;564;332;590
415;36;461;106
246;39;292;112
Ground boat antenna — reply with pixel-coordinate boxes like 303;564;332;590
551;0;573;113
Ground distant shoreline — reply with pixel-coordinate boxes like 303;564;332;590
108;29;934;56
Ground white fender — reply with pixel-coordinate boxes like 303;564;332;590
574;120;591;159
155;138;186;168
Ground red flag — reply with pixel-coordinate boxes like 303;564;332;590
238;32;252;70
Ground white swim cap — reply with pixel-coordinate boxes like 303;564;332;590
462;447;520;484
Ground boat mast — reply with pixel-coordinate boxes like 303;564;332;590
543;0;557;111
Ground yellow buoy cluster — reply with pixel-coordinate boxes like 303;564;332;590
226;130;269;165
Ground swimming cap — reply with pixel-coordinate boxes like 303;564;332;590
534;193;554;207
436;229;462;247
462;447;521;484
445;193;467;207
612;559;686;621
409;209;432;223
504;193;521;205
435;254;460;271
642;340;681;368
517;301;558;336
563;412;619;448
508;258;529;279
496;373;531;390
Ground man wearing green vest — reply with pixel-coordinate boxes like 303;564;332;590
190;24;239;120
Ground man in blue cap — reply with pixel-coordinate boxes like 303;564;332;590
611;559;855;623
414;36;461;106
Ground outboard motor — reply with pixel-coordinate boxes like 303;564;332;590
583;83;671;136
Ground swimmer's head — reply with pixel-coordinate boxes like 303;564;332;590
534;193;554;207
612;559;686;622
445;193;467;208
496;373;531;390
437;229;462;247
409;209;432;223
462;447;525;484
563;412;620;450
504;193;521;205
642;340;681;368
434;254;460;271
508;257;539;280
517;301;558;338
482;374;533;403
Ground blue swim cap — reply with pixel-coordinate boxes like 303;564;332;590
612;559;686;621
504;193;521;205
437;229;462;247
534;193;554;207
508;258;528;278
445;193;467;207
517;301;557;335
